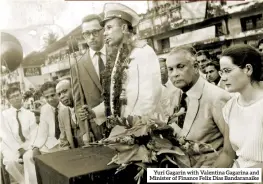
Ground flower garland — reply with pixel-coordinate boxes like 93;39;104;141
112;43;131;117
102;46;118;118
102;42;133;121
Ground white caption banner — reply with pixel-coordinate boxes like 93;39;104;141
147;168;262;183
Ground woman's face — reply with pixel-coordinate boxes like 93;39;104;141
219;56;251;93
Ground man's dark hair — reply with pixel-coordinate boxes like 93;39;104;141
82;14;103;24
221;44;262;82
113;18;134;34
40;81;57;94
196;50;211;60
205;61;220;71
6;87;21;99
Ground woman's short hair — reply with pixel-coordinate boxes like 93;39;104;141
221;44;262;82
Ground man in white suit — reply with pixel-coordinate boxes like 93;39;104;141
36;81;75;153
85;3;162;131
1;87;40;184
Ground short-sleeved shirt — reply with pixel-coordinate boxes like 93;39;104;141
222;95;263;167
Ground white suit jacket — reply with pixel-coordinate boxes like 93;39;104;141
93;43;162;125
1;107;38;162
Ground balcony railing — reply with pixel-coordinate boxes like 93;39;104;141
41;56;79;74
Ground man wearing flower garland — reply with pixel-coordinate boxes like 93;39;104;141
89;3;162;133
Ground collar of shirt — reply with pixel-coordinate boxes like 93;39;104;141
90;45;106;61
10;106;24;113
48;102;62;112
185;76;204;100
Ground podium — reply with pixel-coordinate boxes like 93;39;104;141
34;146;144;184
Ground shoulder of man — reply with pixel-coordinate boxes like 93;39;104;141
71;51;90;67
40;103;51;113
204;81;231;104
131;43;156;59
21;107;35;115
132;39;148;48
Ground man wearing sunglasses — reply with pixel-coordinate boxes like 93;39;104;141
71;14;106;142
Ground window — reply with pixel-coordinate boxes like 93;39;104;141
240;14;263;32
158;38;170;53
215;23;224;36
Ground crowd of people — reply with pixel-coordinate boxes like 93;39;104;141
1;2;263;184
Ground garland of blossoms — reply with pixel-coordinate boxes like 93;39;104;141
102;43;133;120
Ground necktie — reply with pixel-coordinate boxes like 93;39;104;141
54;107;61;139
178;92;187;129
96;52;105;84
16;110;26;142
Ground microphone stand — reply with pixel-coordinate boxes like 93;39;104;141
68;36;91;146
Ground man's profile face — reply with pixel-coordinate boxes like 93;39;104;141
166;52;198;90
8;90;22;109
82;19;104;51
197;54;210;73
205;65;220;83
56;82;73;107
104;18;124;46
43;87;59;108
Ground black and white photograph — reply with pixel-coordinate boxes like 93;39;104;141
0;0;263;183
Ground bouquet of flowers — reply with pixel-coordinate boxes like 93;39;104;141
97;115;217;184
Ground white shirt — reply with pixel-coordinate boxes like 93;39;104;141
223;96;263;168
70;107;77;125
89;46;106;79
1;107;38;160
38;103;61;152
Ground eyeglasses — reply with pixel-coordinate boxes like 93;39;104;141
218;67;239;77
82;28;102;38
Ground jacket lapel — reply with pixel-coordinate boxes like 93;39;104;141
181;97;199;137
181;77;205;137
80;50;102;92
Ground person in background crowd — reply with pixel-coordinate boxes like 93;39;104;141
56;79;83;147
36;81;76;153
214;45;263;174
257;39;263;86
1;87;40;184
23;91;34;110
71;14;106;142
204;61;221;85
196;50;211;79
166;46;231;167
159;58;169;85
258;39;263;53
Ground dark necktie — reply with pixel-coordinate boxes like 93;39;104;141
178;92;187;129
54;107;60;139
16;110;26;142
96;52;105;84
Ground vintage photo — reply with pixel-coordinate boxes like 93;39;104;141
1;0;263;183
